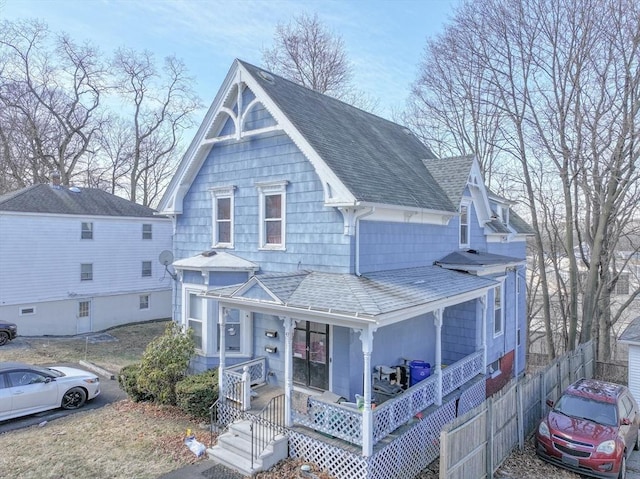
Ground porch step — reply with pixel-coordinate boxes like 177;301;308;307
207;420;288;476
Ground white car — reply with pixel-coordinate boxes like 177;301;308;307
0;362;100;421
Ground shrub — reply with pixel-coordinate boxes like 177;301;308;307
176;368;219;419
136;321;195;405
117;363;154;402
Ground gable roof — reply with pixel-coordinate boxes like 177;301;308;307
159;59;457;215
205;265;497;327
423;155;475;208
0;184;159;218
237;61;454;212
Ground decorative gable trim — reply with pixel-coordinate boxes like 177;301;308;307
158;60;356;215
466;158;493;225
233;276;283;304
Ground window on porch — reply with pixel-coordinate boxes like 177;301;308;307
188;293;204;350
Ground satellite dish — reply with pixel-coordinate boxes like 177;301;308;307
159;250;174;266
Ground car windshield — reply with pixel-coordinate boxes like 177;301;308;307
555;394;618;426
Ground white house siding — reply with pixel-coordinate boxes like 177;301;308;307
628;345;640;403
0;213;172;335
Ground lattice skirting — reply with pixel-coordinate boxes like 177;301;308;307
288;379;486;479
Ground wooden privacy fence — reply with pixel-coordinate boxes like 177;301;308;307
439;341;595;479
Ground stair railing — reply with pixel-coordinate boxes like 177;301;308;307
250;393;286;470
209;379;245;446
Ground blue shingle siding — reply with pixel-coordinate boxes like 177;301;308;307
442;300;478;364
253;313;284;381
177;130;351;274
372;314;437;372
182;270;205;285
207;271;249;287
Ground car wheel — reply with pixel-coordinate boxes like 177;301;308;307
619;455;626;479
0;332;9;346
61;387;87;409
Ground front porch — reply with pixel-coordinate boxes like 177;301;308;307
211;351;485;479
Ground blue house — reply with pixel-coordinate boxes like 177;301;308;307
158;60;532;479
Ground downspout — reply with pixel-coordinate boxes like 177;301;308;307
513;268;519;379
355;208;375;277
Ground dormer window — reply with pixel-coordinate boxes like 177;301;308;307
459;200;471;248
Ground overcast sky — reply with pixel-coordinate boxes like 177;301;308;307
2;0;459;125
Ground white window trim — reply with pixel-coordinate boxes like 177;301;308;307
256;180;288;250
142;261;152;277
81;263;93;281
459;199;471;249
81;222;93;240
142;223;152;240
139;294;150;310
210;186;236;248
184;287;208;354
493;278;505;338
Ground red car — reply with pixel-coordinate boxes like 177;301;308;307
536;378;639;479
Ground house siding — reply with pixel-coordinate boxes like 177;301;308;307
175;130;351;274
0;213;172;335
442;300;478;365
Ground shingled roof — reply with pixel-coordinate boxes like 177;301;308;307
206;266;497;321
0;184;159;217
239;60;456;213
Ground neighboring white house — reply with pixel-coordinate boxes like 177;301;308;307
618;317;640;402
0;179;173;336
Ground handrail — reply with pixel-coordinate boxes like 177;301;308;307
250;393;285;470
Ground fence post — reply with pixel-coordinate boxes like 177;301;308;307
517;381;524;449
486;397;494;478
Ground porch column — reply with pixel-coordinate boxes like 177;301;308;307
480;294;487;370
218;303;226;400
283;316;294;427
434;308;443;406
359;326;374;457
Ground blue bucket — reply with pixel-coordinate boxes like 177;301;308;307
409;360;431;386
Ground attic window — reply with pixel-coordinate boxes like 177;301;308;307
257;70;274;83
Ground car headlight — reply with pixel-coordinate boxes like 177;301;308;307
538;420;550;439
83;378;99;384
596;440;616;454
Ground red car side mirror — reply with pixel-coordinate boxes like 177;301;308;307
546;399;555;408
621;418;632;426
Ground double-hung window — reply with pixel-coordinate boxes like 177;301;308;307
494;281;504;336
459;200;471;248
80;263;93;281
210;186;235;247
142;261;152;277
139;294;150;310
188;292;204;351
218;307;252;355
256;180;288;249
81;222;93;239
142;224;152;240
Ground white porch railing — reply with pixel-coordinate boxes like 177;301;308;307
222;357;267;410
441;350;483;396
292;351;484;447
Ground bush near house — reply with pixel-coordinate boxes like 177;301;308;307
176;368;219;419
118;322;195;405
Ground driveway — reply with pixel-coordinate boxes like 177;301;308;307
629;450;640;478
0;361;126;434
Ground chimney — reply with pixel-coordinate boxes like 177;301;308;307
51;171;61;188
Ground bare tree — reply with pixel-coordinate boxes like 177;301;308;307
408;0;640;360
262;13;378;112
0;19;107;188
109;49;201;205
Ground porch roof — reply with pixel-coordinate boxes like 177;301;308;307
435;250;524;275
173;251;259;272
203;265;497;326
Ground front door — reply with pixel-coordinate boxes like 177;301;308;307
293;321;329;390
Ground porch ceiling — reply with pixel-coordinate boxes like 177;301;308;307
203;265;497;326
